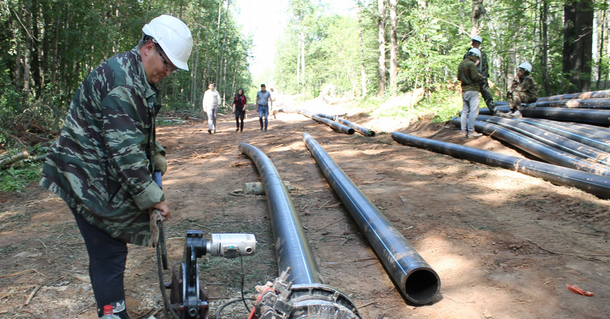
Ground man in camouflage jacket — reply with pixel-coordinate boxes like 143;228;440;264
463;36;498;115
40;15;192;318
507;62;538;117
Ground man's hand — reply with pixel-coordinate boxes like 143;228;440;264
150;201;170;222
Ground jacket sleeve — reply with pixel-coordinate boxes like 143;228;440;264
101;86;164;211
480;52;490;79
468;63;481;82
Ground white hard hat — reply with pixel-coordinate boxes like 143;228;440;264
142;15;193;71
468;48;481;58
518;62;533;73
471;35;483;43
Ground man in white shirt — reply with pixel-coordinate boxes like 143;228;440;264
202;83;221;134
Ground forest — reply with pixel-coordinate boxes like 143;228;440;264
0;0;608;149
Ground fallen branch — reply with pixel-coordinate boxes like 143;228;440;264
0;269;44;279
0;151;29;168
316;219;344;232
24;285;41;306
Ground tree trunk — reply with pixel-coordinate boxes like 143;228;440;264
296;34;301;93
217;0;231;93
23;0;32;103
597;0;608;89
389;0;398;96
377;0;387;97
215;0;223;86
358;6;367;98
301;32;305;96
471;0;485;36
563;0;594;93
541;0;551;96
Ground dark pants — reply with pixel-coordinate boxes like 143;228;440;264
71;209;130;319
480;79;496;113
235;107;246;131
508;91;537;111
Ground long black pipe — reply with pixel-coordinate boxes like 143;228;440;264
302;133;441;305
537;89;610;101
480;106;610;126
533;99;610;108
317;113;376;136
518;118;610;141
391;132;610;199
476;115;610;165
497;117;610;153
449;118;610;176
238;143;321;285
296;109;315;118
311;114;355;134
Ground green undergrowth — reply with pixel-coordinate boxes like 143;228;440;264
0;165;41;193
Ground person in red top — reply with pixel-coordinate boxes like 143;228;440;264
233;88;247;132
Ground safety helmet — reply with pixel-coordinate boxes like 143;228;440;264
142;15;193;71
471;35;483;43
468;48;481;58
518;62;532;73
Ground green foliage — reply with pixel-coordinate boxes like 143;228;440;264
0;166;42;193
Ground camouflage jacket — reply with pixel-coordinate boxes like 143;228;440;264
457;56;482;92
510;75;539;99
40;47;164;246
463;48;489;79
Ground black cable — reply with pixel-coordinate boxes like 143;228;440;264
215;298;255;319
156;221;180;319
240;256;251;313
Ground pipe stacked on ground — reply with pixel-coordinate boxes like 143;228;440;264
533;99;610;109
391;132;610;199
302;133;441;305
479;106;610;126
317;113;376;137
537;89;610;102
449;118;610;177
476;115;610;166
238;143;361;318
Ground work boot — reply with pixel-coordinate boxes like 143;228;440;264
468;131;482;138
510;110;522;118
208;129;212;134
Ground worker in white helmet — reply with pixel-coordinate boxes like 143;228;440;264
507;62;539;117
457;48;484;138
463;35;500;116
40;15;193;318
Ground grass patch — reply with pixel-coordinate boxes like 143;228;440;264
0;165;41;193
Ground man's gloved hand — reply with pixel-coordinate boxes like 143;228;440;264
153;152;167;175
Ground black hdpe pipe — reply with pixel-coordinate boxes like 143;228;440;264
537;89;610;101
519;118;610;142
239;143;320;285
449;118;610;177
296;109;315;118
480;106;610;126
533;99;610;108
239;143;362;318
391;132;610;199
302;133;441;305
317;113;376;137
312;114;355;134
476;115;610;165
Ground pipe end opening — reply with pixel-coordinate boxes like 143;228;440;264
404;269;440;305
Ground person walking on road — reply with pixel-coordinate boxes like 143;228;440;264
458;48;483;138
39;14;192;318
463;35;499;116
255;84;273;132
507;62;538;118
233;88;247;132
203;82;221;134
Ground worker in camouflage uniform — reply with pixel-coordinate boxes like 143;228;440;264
463;35;499;115
40;15;193;318
457;48;483;138
507;62;538;117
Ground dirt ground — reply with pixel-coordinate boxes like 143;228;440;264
1;107;610;319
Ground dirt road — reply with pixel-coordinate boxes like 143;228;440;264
1;110;609;318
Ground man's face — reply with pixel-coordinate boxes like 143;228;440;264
209;84;215;90
518;68;525;77
472;41;481;49
147;44;177;84
261;86;266;92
